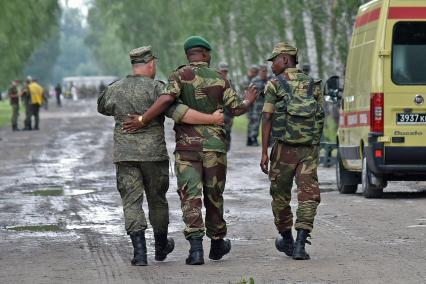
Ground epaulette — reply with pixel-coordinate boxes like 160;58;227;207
107;79;120;86
270;78;278;87
176;64;188;71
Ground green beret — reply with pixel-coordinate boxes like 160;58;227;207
129;45;158;64
184;36;212;52
267;42;298;61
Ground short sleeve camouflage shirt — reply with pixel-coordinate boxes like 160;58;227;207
162;61;246;153
263;68;323;114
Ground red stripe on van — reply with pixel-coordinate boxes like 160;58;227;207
355;7;381;28
388;7;426;19
339;111;370;128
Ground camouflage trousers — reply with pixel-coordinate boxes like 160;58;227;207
269;142;321;232
224;109;233;152
247;96;264;139
175;151;227;240
116;160;170;234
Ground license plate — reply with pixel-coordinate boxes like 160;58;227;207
396;113;426;124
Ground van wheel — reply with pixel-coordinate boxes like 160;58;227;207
336;152;358;194
362;157;383;198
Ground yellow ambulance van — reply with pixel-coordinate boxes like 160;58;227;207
325;0;426;198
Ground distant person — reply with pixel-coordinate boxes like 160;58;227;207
218;62;235;152
42;86;49;110
302;63;311;74
70;83;78;101
8;80;20;131
247;64;270;146
28;78;44;130
21;77;33;130
99;81;106;94
55;83;62;106
240;64;259;145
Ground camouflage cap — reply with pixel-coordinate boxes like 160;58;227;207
218;62;228;71
129;46;157;64
184;36;212;52
267;42;298;61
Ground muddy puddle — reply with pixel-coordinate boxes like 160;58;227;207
23;187;96;196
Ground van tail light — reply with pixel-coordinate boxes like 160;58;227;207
370;93;384;132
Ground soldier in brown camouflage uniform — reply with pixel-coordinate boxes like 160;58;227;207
98;46;224;266
260;43;324;260
123;36;258;265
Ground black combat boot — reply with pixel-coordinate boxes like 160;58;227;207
154;233;175;261
186;238;204;265
209;238;231;260
275;230;294;256
129;230;148;266
292;229;311;260
247;137;253;146
252;136;259;146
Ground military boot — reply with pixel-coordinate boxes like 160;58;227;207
275;230;294;256
292;229;311;260
154;233;175;261
252;136;259;146
186;238;204;265
209;238;231;260
129;230;148;266
247;137;253;146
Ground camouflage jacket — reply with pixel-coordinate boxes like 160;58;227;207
8;85;19;105
263;68;324;145
162;61;246;153
97;75;189;163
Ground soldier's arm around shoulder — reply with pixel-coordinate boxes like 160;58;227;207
97;81;116;116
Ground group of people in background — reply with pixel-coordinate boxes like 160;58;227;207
4;78;82;131
6;77;53;131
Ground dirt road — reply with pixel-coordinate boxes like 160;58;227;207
0;100;425;284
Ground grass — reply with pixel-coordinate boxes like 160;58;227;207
24;188;64;196
0;100;12;128
232;114;248;134
7;224;63;232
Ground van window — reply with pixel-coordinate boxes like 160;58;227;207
392;22;426;85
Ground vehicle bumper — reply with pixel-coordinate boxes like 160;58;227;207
367;133;426;180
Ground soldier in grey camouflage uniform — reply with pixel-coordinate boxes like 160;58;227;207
218;62;235;152
97;46;224;266
260;43;324;260
241;65;260;146
248;65;270;146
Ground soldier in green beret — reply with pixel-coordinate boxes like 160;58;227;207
123;36;258;265
260;42;325;260
98;45;224;266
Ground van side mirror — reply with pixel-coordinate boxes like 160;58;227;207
324;76;342;103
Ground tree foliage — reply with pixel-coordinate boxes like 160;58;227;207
87;0;368;82
0;0;60;89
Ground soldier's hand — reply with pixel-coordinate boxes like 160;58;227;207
212;109;224;126
244;84;258;104
122;114;145;133
260;153;269;174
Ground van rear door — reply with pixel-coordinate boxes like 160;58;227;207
382;3;426;165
